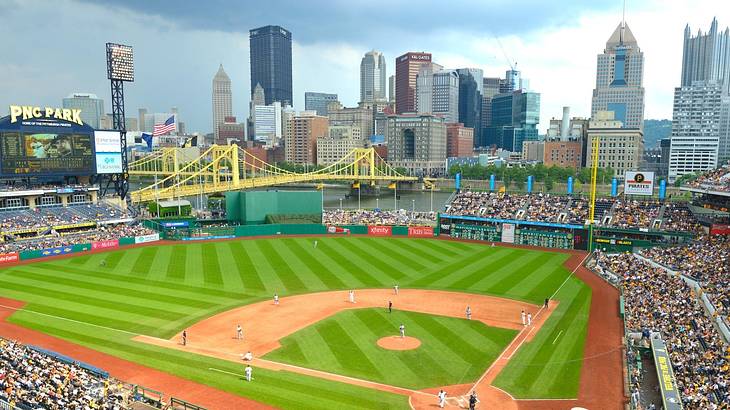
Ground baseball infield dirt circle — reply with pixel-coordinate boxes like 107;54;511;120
377;336;421;350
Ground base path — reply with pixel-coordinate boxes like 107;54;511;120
0;298;272;410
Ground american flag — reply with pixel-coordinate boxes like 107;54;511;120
153;115;176;136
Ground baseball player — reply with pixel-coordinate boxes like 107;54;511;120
527;312;532;326
437;390;447;408
182;330;187;346
349;290;355;303
468;391;479;410
242;351;253;361
544;298;549;308
399;323;405;338
244;365;253;382
388;300;393;313
394;284;399;295
521;310;526;326
314;240;318;248
274;293;279;305
466;305;472;320
236;324;243;340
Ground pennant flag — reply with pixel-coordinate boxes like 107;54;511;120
352;182;360;189
388;182;396;189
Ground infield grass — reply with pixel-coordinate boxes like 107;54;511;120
264;308;517;389
0;237;591;408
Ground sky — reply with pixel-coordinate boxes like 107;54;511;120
0;0;728;134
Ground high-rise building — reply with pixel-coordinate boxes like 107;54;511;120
586;111;644;178
253;102;283;147
480;77;501;147
591;22;645;130
416;66;458;123
395;52;432;114
249;25;293;105
456;68;483;148
669;18;730;179
285;111;329;165
446;123;474;158
304;92;338;116
212;64;233;141
360;50;387;103
62;93;104;128
316;125;363;166
327;102;374;138
138;108;147;132
485;89;540;152
388;75;396;104
386;113;447;176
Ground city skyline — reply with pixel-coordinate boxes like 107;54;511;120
0;0;727;134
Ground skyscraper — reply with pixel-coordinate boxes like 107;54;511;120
456;68;483;147
249;25;293;106
212;64;233;141
360;51;387;103
485;89;540;152
388;75;396;104
591;21;645;130
305;92;338;116
669;18;730;181
480;77;501;147
62;93;104;128
395;52;432;114
416;65;458;123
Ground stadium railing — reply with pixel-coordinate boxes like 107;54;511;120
0;399;14;410
170;397;207;410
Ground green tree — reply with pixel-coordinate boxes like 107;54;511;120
544;176;555;192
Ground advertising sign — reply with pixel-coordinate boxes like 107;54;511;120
624;171;654;196
92;239;119;250
368;225;392;236
162;221;189;228
40;246;74;257
327;226;350;234
94;131;123;174
407;226;434;237
710;224;730;235
0;252;19;264
135;233;160;244
650;337;682;410
501;223;515;243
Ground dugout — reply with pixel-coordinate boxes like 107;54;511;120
225;190;322;225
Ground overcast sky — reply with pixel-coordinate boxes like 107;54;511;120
0;0;727;134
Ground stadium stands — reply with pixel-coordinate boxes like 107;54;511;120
0;337;130;409
594;252;729;408
323;209;435;226
0;223;154;254
686;166;730;192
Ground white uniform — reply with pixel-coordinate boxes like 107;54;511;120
349;290;355;303
274;294;279;305
394;285;399;295
242;351;253;361
466;306;472;320
521;310;526;326
437;390;446;408
314;240;318;248
237;325;243;340
527;313;532;326
399;324;405;338
245;366;252;381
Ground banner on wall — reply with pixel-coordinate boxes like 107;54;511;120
710;224;730;235
368;226;392;236
162;221;189;228
92;240;119;250
407;226;434;237
0;252;19;264
40;246;73;257
135;233;160;244
327;226;351;234
501;223;515;243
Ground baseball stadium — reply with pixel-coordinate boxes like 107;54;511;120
0;109;729;410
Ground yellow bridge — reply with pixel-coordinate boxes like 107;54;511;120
128;145;420;203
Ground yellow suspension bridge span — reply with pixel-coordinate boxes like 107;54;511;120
128;145;424;203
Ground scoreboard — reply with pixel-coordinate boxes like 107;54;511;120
0;132;95;175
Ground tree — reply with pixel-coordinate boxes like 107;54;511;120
544;176;555;192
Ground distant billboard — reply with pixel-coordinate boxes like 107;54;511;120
94;130;123;174
624;171;654;196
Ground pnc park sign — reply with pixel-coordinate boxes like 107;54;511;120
9;105;84;126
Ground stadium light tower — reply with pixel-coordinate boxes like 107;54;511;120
106;43;134;198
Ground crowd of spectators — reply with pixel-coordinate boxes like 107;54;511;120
0;338;130;409
660;203;703;233
323;209;435;226
686;166;730;192
444;192;529;220
0;223;155;254
0;203;130;233
594;252;729;408
520;194;571;223
607;199;661;229
642;236;730;320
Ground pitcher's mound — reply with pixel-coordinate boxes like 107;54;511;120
376;336;421;350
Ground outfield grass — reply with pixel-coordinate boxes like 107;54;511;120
0;237;591;408
264;308;516;389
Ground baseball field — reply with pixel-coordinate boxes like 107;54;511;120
0;236;603;409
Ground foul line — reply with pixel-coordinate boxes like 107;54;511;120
0;303;138;336
552;330;564;345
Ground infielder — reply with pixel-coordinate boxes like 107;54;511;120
182;330;187;346
399;323;405;338
388;300;393;313
236;324;243;340
242;351;253;361
349;290;355;303
244;365;253;382
466;305;472;320
527;312;532;326
521;310;526;326
394;284;399;295
274;293;279;305
437;390;447;408
314;240;318;248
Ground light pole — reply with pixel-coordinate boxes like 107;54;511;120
394;183;397;210
412;199;415;214
358;187;361;210
339;198;343;210
376;198;379;210
430;185;434;213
